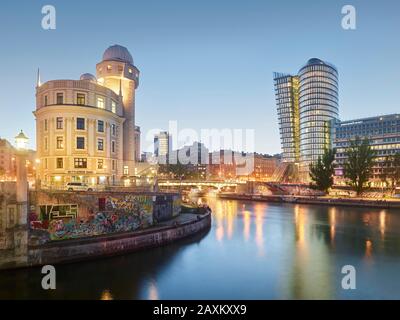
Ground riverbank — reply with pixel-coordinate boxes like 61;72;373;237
1;211;211;270
218;193;400;209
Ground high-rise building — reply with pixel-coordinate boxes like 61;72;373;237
332;114;400;187
34;45;140;187
298;58;339;178
273;74;300;163
274;58;339;181
154;131;171;161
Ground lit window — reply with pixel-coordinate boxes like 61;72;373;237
111;101;116;114
56;117;63;129
107;65;112;71
97;97;105;109
74;158;87;169
97;139;104;151
128;68;133;74
77;93;85;105
56;158;63;169
56;137;63;149
123;166;129;175
97;159;104;169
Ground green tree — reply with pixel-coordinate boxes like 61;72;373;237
344;137;375;196
309;148;335;192
380;153;400;194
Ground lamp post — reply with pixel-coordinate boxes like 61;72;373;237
15;130;29;226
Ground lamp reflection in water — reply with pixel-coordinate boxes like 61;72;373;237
242;210;251;242
148;280;159;300
329;207;336;244
254;203;266;255
100;289;113;300
379;210;386;238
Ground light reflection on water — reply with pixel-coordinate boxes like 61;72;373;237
1;197;400;299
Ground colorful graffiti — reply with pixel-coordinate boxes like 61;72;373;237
47;195;154;241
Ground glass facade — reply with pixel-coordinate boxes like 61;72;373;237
298;58;339;177
273;73;300;163
332;114;400;185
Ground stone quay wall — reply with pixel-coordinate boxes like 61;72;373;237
27;211;211;267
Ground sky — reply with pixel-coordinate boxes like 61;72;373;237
0;0;400;154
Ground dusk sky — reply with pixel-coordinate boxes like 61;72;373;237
1;0;400;154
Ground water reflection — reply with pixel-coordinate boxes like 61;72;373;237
1;199;400;299
100;289;113;300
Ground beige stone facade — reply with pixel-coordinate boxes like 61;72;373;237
34;45;140;188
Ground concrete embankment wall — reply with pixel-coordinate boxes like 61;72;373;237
218;193;400;209
27;212;211;268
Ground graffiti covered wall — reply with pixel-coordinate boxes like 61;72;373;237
31;191;179;242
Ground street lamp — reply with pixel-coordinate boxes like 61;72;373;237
15;130;29;151
14;130;29;226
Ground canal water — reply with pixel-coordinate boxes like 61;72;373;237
1;197;400;299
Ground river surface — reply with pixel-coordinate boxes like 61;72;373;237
1;197;400;300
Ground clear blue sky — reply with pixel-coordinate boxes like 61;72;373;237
1;0;399;154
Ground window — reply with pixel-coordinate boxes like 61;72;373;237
128;68;133;74
97;97;105;109
44;137;48;150
76;118;85;130
111;101;116;114
56;158;63;169
44;119;48;131
56;137;63;149
98;120;104;132
97;159;104;169
56;93;64;104
123;166;129;175
74;158;87;168
8;207;15;226
111;124;116;136
97;138;104;151
107;65;112;71
45;158;48;169
44;95;48;106
56;117;63;129
111;141;115;153
77;93;85;105
76;137;85;149
112;160;116;170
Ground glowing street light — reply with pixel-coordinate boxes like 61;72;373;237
15;130;29;151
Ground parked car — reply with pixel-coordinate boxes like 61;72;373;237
65;182;94;192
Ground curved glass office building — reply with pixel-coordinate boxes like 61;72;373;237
298;58;339;177
273;73;300;163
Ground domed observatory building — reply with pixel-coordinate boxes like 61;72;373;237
34;45;140;188
298;58;339;179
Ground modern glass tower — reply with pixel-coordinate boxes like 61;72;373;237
274;58;339;181
298;58;339;178
273;73;300;163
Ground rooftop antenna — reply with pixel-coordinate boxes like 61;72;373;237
36;68;41;87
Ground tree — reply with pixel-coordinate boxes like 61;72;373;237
343;137;375;196
309;148;335;192
380;153;400;194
